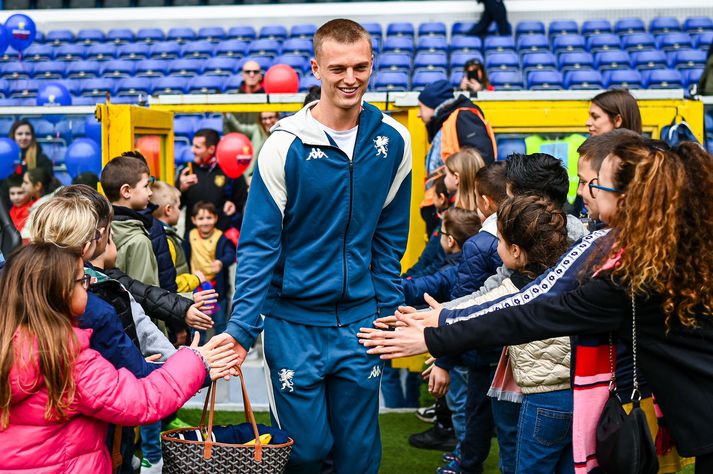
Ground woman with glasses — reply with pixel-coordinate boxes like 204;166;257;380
360;139;713;473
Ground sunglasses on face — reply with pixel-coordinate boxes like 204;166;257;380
243;69;261;75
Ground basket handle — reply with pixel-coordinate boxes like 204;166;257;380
202;366;263;462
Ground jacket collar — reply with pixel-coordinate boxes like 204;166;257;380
426;94;483;142
481;213;498;237
112;205;153;230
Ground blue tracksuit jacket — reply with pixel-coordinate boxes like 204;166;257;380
226;101;412;350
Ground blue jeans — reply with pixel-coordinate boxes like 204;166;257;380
446;365;469;445
516;390;573;474
140;421;162;463
380;362;421;408
491;398;521;474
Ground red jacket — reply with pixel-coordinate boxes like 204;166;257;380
1;327;206;473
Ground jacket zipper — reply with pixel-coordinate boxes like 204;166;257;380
336;159;354;327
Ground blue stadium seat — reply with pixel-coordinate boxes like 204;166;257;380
202;57;238;76
101;60;135;78
299;75;320;92
411;71;447;90
564;70;603;89
248;39;281;58
553;34;586;53
259;25;288;41
382;37;414;54
216;40;249;59
152;76;188;95
24;44;54;62
281;38;313;58
581;19;612;36
413;52;448;73
33;62;66;80
182;41;215;60
0;117;14;135
378;53;412;73
55;44;86;62
643;69;683;89
656;32;693;51
419;22;447;38
77;29;105;45
34;32;45;44
167;59;203;77
671;49;706;69
0;98;24;105
86;43;117;61
372;37;382;54
417;37;448;53
0;80;8;98
290;24;317;39
587;34;622;52
0;50;19;64
684;68;703;87
107;28;134;45
136;28;165;44
558;52;594;71
198;27;226;43
594;50;631;70
484;35;516;53
705;111;713;136
451;51;485;69
117;77;152;97
1;63;32;80
707;139;713;156
631;50;668;70
451;22;475;37
489;71;524;90
521;52;558;72
497;137;526;160
167;28;196;44
527;70;564;90
111;96;140;105
694;32;713;50
174;142;190;165
273;54;309;74
46;30;75;46
684;17;713;34
387;22;415;38
372;71;409;92
227;26;257;42
188;76;225;94
517;34;549;53
650;17;681;35
449;69;464;87
118;43;151;61
151;42;182;60
32;119;58;139
54;79;81;97
516;21;545;36
450;36;482;53
622;33;656;52
486;52;520;71
223;75;246;94
9;80;39;99
239;56;272;72
603;69;643;88
614;18;646;35
549;21;577;37
197;117;222;131
135;59;170;77
80;78;117;97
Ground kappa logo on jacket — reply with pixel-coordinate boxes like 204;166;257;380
368;365;382;379
306;148;328;161
374;136;389;158
278;368;295;392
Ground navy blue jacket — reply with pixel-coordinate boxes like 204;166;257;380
403;251;461;307
79;292;159;378
140;203;178;293
402;232;446;279
450;216;502;299
227;101;412;350
184;232;236;300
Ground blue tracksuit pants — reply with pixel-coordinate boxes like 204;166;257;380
262;314;384;474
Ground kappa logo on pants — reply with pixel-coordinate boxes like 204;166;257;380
278;368;295;392
368;365;382;379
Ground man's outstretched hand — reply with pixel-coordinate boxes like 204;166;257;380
207;333;249;379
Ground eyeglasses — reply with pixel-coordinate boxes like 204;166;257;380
242;69;261;75
588;178;623;198
93;227;105;241
148;176;156;186
438;228;451;237
76;274;92;290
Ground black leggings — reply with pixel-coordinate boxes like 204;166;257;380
696;452;713;474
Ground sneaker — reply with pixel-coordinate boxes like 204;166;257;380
436;464;461;474
165;417;192;431
408;424;457;451
442;447;461;464
131;455;141;471
415;404;437;423
140;457;163;474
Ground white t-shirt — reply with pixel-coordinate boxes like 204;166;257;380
308;110;358;161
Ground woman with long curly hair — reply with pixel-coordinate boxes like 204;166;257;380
359;139;713;473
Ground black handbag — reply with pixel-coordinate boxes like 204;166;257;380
596;295;658;474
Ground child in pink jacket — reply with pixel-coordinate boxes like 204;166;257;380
0;243;238;474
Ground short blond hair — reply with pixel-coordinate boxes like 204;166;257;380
29;196;98;250
150;180;180;218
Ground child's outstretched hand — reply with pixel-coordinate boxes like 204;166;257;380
190;333;239;381
185;305;213;331
194;288;218;309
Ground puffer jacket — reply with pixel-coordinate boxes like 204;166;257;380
509;336;571;394
111;206;160;288
1;327;206;473
140;203;178;293
450;213;502;299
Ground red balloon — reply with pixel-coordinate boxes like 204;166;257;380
216;132;253;179
263;64;299;94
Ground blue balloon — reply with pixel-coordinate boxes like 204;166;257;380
0;25;9;56
84;115;102;143
0;137;20;180
65;138;101;178
5;14;36;52
36;81;72;107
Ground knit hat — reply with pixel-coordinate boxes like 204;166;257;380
417;80;454;109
